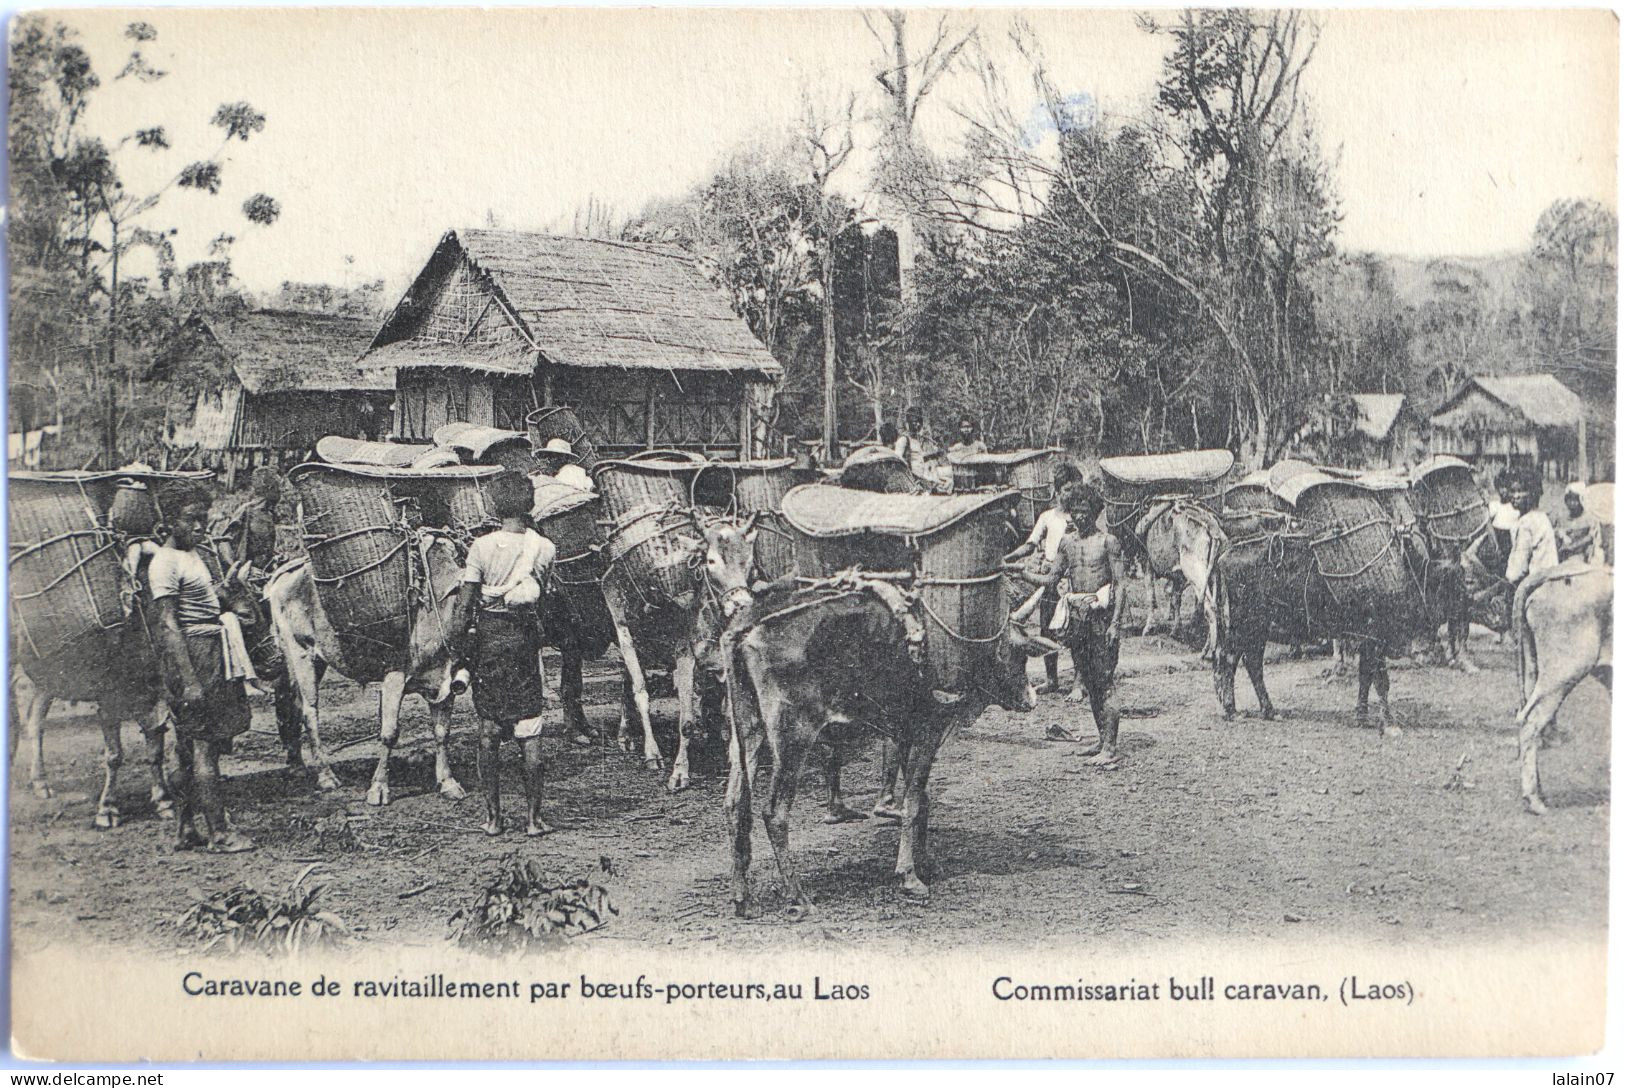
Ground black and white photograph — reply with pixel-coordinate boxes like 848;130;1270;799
4;6;1616;1062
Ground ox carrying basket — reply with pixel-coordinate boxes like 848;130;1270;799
531;474;615;655
594;453;707;609
1271;470;1416;633
780;485;1019;693
9;473;128;683
1409;456;1489;555
1100;449;1235;536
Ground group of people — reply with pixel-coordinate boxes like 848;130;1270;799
1488;468;1606;590
876;411;989;491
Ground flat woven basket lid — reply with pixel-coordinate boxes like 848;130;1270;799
9;469;213;486
1271;469;1381;508
432;422;532;461
780;484;1016;539
1412;455;1474;484
946;446;1062;467
315;436;435;467
1231;469;1273;490
594;454;707;477
1353;470;1410;492
289;461;502;484
1099;448;1234;485
530;474;598;519
841;445;910;471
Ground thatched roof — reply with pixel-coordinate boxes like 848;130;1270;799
1349;393;1407;441
1434;375;1585;430
186;310;391;394
363;229;782;379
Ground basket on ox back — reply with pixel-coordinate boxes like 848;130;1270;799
1408;456;1489;556
1100;449;1235;534
9;473;127;683
594;456;706;608
1270;470;1416;634
780;485;1018;693
948;448;1063;531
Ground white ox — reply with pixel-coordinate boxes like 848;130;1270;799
264;536;468;806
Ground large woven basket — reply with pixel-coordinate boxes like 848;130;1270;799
289;463;414;676
594;455;705;608
836;446;922;495
530;476;614;655
1409;456;1489;554
526;405;600;471
947;448;1062;530
9;474;128;684
780;485;1018;692
1101;449;1234;533
1283;473;1416;634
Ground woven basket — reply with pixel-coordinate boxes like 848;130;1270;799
1292;477;1416;634
9;475;129;683
527;405;600;471
289;464;413;676
595;456;703;608
780;486;1017;691
1409;456;1489;553
529;477;614;654
315;436;435;468
837;446;922;494
1224;473;1291;514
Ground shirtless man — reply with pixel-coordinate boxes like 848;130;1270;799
1006;461;1084;695
1026;482;1127;765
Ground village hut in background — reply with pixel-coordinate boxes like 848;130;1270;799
160;309;391;487
1428;374;1613;482
1347;394;1425;470
358;230;782;460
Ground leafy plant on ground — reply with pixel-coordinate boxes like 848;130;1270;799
176;863;350;953
286;812;362;853
449;854;618;952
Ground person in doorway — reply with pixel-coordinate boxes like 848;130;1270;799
149;480;255;853
1025;482;1127;766
455;471;559;836
1557;482;1602;565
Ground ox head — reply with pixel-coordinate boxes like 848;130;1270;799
976;613;1065;713
691;513;760;618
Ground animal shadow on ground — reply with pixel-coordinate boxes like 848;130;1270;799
1542;785;1610;813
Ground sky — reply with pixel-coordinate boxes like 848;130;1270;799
33;7;1620;298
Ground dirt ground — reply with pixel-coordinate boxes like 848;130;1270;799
8;593;1609;956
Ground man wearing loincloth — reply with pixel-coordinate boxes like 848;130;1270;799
149;481;255;853
455;471;558;837
1025;482;1127;766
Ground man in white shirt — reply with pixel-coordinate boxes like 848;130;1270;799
456;471;558;837
1505;473;1559;585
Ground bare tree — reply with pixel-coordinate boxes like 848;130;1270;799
795;91;856;459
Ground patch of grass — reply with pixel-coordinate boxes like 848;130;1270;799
449;854;617;952
176;863;350;954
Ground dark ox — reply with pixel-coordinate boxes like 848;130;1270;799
720;578;1058;911
1177;504;1463;735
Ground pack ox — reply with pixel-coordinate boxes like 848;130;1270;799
1513;561;1612;815
716;571;1060;912
1171;500;1465;735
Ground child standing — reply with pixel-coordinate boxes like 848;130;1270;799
455;471;558;836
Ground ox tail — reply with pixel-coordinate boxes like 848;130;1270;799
1513;582;1536;722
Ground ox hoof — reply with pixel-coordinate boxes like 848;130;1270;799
784;900;815;921
439;779;467;801
153;798;176;820
666;769;690;792
733;897;752;919
822;803;867;825
315;768;343;792
93;808;120;830
1259;708;1277;722
30;782;53;800
898;873;931;900
643;756;665;772
1382;725;1403;739
1523;794;1549;816
366;784;391;807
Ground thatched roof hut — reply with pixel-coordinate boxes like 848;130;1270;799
162;309;390;481
360;229;781;458
1428;374;1610;482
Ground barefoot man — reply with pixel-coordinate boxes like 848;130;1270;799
149;481;255;853
1025;482;1127;765
454;471;558;836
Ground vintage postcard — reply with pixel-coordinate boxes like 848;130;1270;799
6;6;1616;1062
